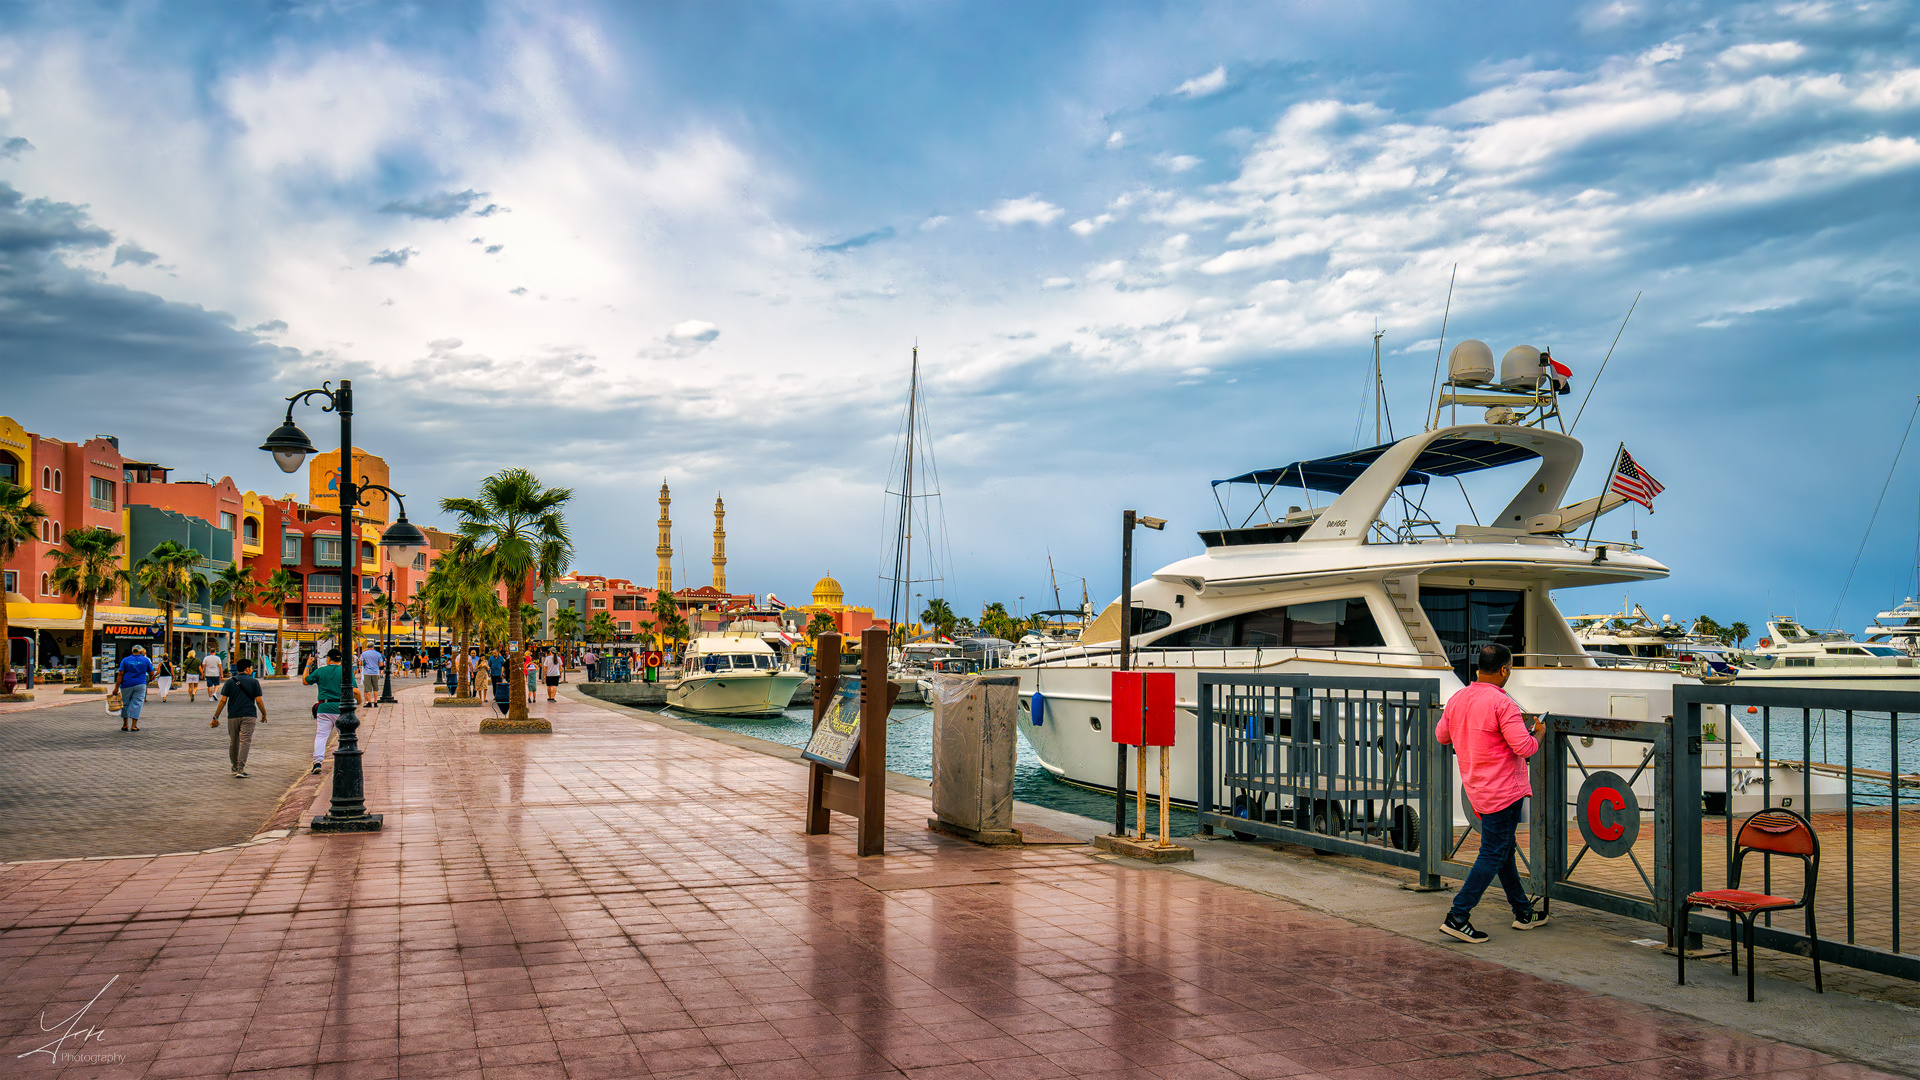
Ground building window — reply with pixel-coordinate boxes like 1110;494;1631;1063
412;553;427;570
308;573;342;593
359;541;375;564
41;467;50;490
613;596;635;610
618;621;632;632
89;476;115;512
315;537;342;566
2;570;13;593
40;572;51;595
0;453;16;485
283;533;302;563
52;522;60;544
220;511;237;532
592;598;607;609
243;517;259;544
51;469;60;492
412;581;422;594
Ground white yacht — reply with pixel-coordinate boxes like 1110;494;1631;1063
1568;601;1739;681
1863;598;1920;657
1012;338;1831;814
1741;617;1920;689
667;635;807;718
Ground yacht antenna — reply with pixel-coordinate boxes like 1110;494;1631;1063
1570;292;1640;433
1829;395;1920;627
1372;324;1394;444
1048;552;1062;610
1425;264;1456;432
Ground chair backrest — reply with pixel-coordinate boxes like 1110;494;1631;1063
1729;807;1818;898
1736;808;1817;856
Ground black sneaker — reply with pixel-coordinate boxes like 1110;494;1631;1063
1441;918;1489;943
312;763;323;774
1511;907;1550;931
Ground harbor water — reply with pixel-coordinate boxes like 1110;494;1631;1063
651;703;1202;836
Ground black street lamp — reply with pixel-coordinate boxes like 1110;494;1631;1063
259;380;427;833
370;569;399;704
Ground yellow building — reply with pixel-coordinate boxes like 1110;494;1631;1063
308;447;391;524
792;574;885;646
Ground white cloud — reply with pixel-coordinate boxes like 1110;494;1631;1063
1069;214;1114;236
667;319;719;344
1173;65;1227;99
919;214;950;230
1156;153;1202;173
1041;276;1074;289
1106;131;1126;149
980;195;1064;226
1719;41;1807;68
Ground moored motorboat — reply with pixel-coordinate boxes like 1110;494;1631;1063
667;635;807;718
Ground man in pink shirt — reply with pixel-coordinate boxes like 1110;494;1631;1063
1436;643;1550;942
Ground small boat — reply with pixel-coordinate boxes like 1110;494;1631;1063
1863;597;1920;657
1568;600;1740;682
667;636;807;718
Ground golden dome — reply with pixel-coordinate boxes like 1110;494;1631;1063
811;574;844;607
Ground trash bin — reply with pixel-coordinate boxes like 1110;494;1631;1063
929;674;1022;844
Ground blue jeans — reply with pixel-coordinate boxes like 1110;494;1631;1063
121;682;147;722
1447;797;1531;925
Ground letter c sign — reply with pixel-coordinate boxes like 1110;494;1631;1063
1576;771;1639;858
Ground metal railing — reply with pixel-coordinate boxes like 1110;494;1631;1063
1026;646;1430;670
1674;684;1918;981
1196;673;1448;888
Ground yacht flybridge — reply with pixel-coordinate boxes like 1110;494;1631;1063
1013;338;1820;812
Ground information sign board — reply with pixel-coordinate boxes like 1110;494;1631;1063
802;676;863;770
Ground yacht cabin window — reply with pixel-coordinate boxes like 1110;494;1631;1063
1421;587;1526;684
1149;598;1383;650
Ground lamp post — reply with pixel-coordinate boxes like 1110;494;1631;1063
375;569;398;704
1114;509;1166;838
259;381;428;833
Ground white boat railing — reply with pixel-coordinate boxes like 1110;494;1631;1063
1021;645;1432;669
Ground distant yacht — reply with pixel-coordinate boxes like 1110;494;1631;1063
1863;598;1920;657
1567;600;1737;681
1741;616;1920;689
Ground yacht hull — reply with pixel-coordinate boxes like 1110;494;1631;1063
667;672;807;718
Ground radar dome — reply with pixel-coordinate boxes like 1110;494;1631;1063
1447;340;1495;386
1501;345;1544;388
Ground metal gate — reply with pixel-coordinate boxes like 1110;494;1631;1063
1673;684;1918;982
1196;673;1448;889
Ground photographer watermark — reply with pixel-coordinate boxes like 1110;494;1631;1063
16;974;119;1066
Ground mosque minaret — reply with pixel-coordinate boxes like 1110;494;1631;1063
656;481;673;595
712;494;727;593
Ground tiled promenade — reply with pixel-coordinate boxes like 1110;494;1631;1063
0;687;1901;1080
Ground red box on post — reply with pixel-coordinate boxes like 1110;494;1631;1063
1110;671;1176;746
1110;671;1141;744
1142;671;1175;746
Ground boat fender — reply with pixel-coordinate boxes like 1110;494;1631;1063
1031;692;1046;726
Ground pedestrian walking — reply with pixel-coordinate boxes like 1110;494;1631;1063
116;645;153;732
1436;643;1549;942
524;649;537;701
210;658;267;778
358;644;383;706
184;648;202;702
155;655;174;702
542;648;563;701
303;647;355;774
201;650;224;695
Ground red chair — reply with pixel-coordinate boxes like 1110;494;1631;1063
1678;808;1823;1001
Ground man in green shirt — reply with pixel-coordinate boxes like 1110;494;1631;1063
302;647;358;775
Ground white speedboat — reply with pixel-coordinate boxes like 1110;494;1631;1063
1012;339;1838;814
1740;617;1920;689
667;636;807;718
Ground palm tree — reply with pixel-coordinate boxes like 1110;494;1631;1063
919;598;957;640
259;569;301;671
661;612;690;662
134;541;201;665
650;589;679;649
46;527;128;691
587;610;617;643
0;480;48;685
1728;621;1751;648
554;607;582;665
520;602;543;640
441;468;574;721
211;560;257;636
806;611;836;639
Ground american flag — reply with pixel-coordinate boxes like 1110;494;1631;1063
1609;447;1664;511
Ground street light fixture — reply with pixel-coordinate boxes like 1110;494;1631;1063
257;379;422;834
371;568;399;704
1113;509;1166;838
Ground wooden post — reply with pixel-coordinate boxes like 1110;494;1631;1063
1136;735;1149;840
804;634;841;836
1158;746;1172;847
858;626;889;856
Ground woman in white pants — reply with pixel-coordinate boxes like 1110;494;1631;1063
155;656;174;702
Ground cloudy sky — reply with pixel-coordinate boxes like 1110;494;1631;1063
3;0;1919;633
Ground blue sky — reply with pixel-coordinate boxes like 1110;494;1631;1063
2;0;1919;634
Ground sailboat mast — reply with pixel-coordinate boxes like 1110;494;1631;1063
888;348;919;629
1373;326;1384;445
